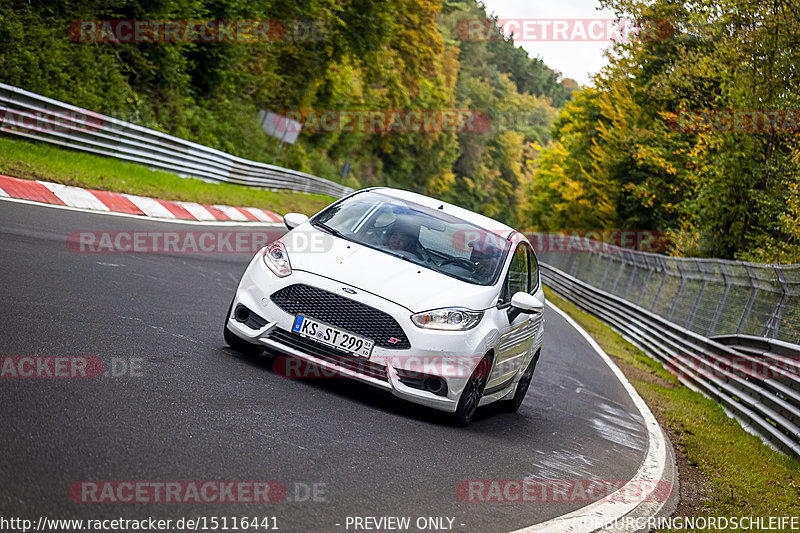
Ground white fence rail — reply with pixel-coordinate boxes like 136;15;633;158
0;83;352;198
537;238;800;345
542;264;800;459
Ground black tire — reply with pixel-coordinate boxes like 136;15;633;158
223;300;263;356
504;352;539;413
452;355;492;427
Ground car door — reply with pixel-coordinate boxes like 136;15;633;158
486;242;537;393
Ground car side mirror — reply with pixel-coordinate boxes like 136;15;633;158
510;292;544;314
283;212;309;231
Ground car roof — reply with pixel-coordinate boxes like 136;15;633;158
369;187;516;237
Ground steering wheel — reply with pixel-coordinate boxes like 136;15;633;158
439;257;476;270
406;245;432;263
364;226;388;246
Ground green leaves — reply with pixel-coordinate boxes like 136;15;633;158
1;0;575;230
529;0;800;262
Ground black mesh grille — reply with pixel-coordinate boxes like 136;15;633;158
270;284;411;349
268;328;388;381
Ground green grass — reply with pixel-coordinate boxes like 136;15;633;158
544;287;800;529
0;136;336;215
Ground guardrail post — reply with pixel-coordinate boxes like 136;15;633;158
708;263;731;336
651;257;669;312
610;255;626;295
567;251;580;278
623;253;639;300
667;260;686;321
765;266;789;339
686;278;706;331
637;261;654;306
737;265;759;334
589;251;604;284
600;254;614;288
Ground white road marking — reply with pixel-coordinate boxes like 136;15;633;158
0;186;8;197
0;196;282;227
176;201;216;221
244;207;278;222
213;204;248;221
123;194;175;218
38;181;109;211
512;301;672;533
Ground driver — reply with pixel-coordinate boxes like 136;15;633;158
385;218;429;261
470;243;501;280
387;227;416;253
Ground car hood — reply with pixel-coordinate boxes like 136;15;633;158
284;225;499;312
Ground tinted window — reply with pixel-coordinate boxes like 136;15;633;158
503;244;529;302
500;242;539;303
312;191;510;285
527;246;540;292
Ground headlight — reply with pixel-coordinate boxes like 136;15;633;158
411;308;483;330
262;241;291;277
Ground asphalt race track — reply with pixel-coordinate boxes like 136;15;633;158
1;200;652;532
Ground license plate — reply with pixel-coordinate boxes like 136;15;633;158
291;315;374;358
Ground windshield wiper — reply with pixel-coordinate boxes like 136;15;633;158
313;221;348;240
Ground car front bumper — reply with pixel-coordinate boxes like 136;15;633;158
227;252;499;413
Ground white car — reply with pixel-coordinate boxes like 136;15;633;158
224;188;545;425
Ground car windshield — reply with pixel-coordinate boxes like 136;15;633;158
312;191;509;285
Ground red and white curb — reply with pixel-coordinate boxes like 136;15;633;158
0;175;283;225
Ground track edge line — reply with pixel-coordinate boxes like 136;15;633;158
511;301;678;533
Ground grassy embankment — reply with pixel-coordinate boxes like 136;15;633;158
0;137;336;215
543;287;800;528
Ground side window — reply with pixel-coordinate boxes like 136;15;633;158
527;246;539;292
502;244;529;303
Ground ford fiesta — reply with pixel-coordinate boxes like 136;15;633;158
224;188;545;425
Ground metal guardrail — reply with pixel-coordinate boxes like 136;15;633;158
537;239;800;344
0;83;352;198
542;263;800;459
712;334;800;360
